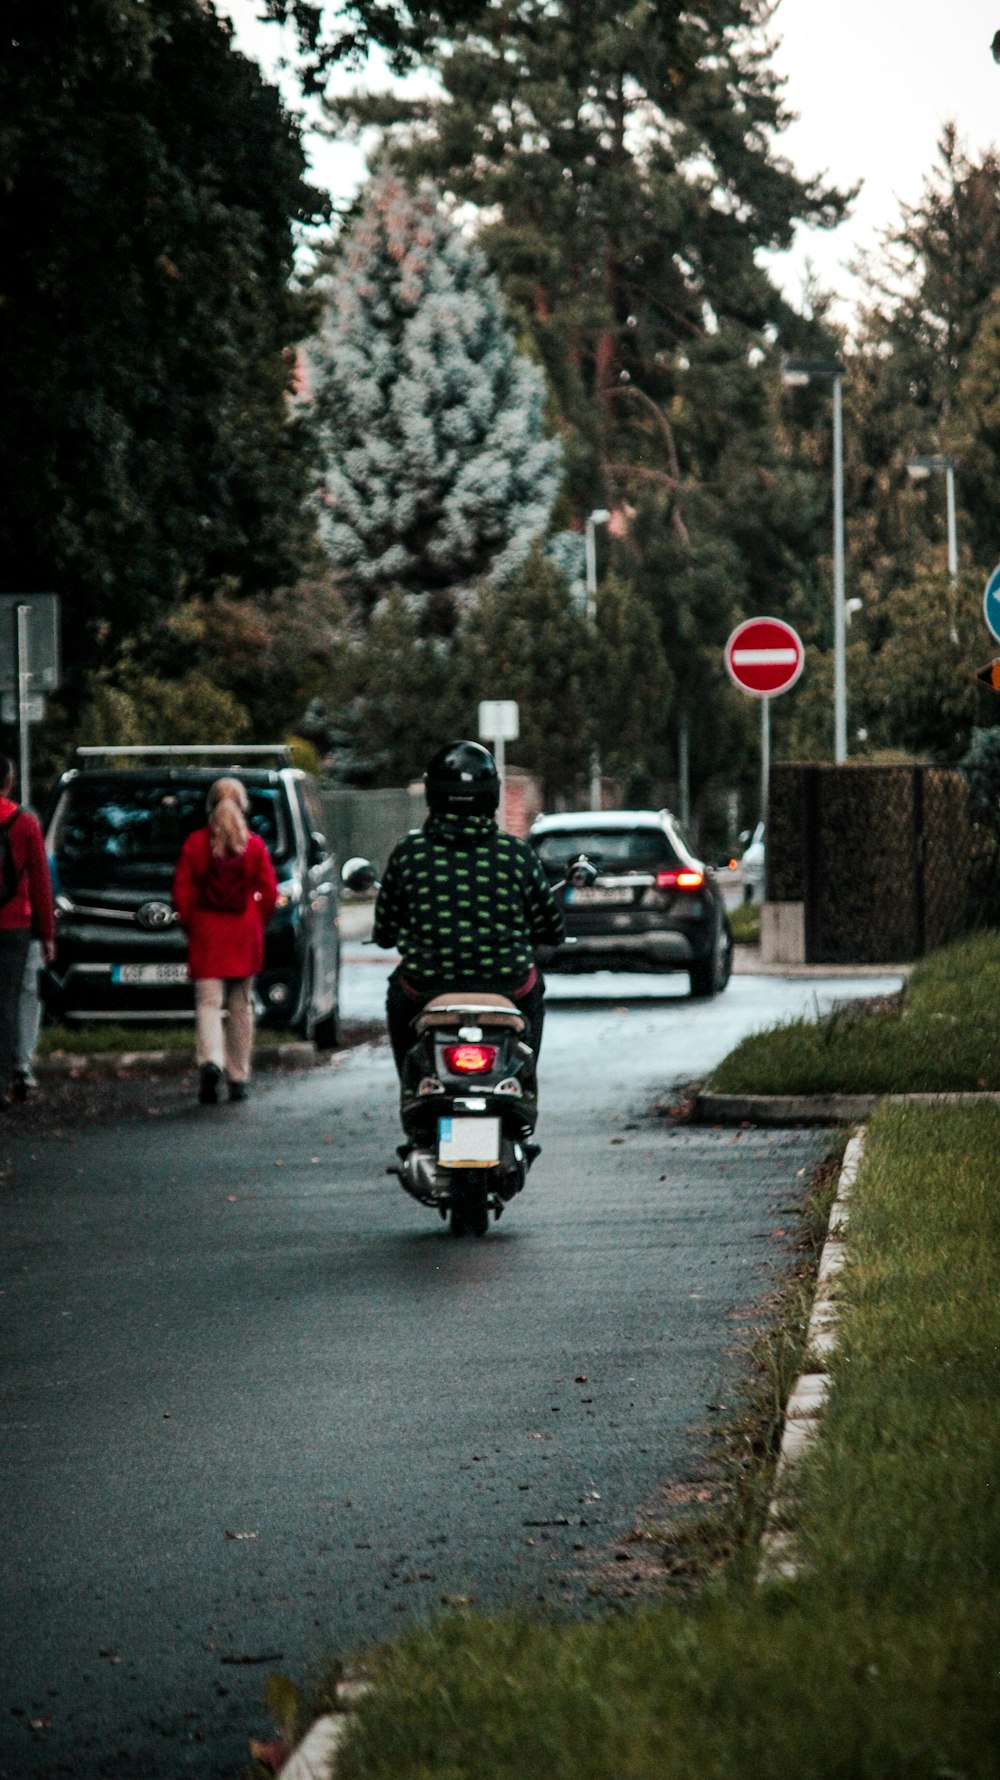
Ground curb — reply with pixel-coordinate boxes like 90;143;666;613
36;1042;320;1080
276;1679;371;1780
758;1129;864;1582
695;1089;1000;1126
730;948;912;979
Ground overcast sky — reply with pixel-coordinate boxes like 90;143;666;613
221;0;1000;325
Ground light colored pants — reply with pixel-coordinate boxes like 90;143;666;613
16;940;43;1075
195;977;255;1084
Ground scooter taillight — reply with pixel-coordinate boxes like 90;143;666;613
442;1043;498;1075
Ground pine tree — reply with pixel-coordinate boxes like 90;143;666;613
308;172;561;632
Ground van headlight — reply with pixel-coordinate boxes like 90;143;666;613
274;877;302;910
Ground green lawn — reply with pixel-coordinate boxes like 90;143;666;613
312;1098;1000;1779
710;931;1000;1095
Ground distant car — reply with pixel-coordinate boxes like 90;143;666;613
740;822;766;904
529;809;733;997
43;750;341;1044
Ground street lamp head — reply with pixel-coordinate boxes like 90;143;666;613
781;356;846;386
588;508;611;526
906;454;957;478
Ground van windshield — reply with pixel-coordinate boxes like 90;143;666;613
532;827;680;870
50;780;291;868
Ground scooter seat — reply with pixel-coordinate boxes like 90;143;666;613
414;991;526;1034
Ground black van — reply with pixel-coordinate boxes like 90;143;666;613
43;748;341;1045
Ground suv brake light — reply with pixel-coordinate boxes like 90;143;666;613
442;1043;498;1075
655;868;704;891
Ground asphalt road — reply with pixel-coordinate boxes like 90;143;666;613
0;957;901;1779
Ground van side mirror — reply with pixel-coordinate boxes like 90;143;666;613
342;856;378;894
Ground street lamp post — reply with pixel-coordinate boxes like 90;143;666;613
783;357;848;763
907;452;959;577
907;454;959;643
585;507;611;809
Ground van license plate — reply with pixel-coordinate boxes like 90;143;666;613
112;964;190;985
438;1116;501;1168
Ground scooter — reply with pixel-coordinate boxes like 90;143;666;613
341;854;596;1236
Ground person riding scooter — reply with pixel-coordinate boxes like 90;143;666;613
373;741;565;1075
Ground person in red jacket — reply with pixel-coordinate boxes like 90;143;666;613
0;753;55;1109
172;777;278;1105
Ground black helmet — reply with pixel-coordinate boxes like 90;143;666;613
424;740;500;815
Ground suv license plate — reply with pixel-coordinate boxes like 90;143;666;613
438;1116;501;1168
112;964;190;985
568;886;633;905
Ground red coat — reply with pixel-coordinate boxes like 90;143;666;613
172;828;278;981
0;796;55;945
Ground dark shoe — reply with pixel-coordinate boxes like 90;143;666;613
227;1080;248;1103
11;1072;34;1105
198;1063;222;1105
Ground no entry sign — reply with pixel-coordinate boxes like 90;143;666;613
724;617;805;698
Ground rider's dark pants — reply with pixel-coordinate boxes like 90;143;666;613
386;967;546;1077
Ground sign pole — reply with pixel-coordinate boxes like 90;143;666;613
495;732;507;832
477;699;520;835
17;603;31;811
760;695;770;829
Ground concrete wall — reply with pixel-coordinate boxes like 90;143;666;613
320;768;545;868
319;785;424;874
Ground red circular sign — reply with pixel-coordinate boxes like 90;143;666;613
724;617;805;698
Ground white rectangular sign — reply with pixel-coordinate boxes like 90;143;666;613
478;699;519;741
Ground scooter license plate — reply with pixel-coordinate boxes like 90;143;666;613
438;1116;501;1168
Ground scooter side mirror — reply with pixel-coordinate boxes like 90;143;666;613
341;856;379;894
566;854;598;890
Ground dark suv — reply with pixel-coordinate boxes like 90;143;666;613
43;749;341;1043
530;809;732;996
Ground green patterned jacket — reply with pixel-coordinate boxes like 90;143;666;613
372;812;565;993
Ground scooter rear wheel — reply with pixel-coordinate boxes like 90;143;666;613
449;1176;490;1238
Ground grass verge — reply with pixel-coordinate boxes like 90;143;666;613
709;930;1000;1094
726;900;761;946
37;1021;304;1057
304;1099;1000;1778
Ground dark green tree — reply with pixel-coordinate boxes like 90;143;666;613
0;0;326;705
331;0;847;499
328;0;850;815
453;547;594;800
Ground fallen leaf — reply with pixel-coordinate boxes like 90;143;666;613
29;1717;52;1732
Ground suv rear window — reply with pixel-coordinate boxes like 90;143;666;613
49;779;292;867
533;827;679;870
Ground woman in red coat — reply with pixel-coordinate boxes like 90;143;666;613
172;778;278;1104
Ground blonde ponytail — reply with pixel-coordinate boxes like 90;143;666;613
206;777;249;859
